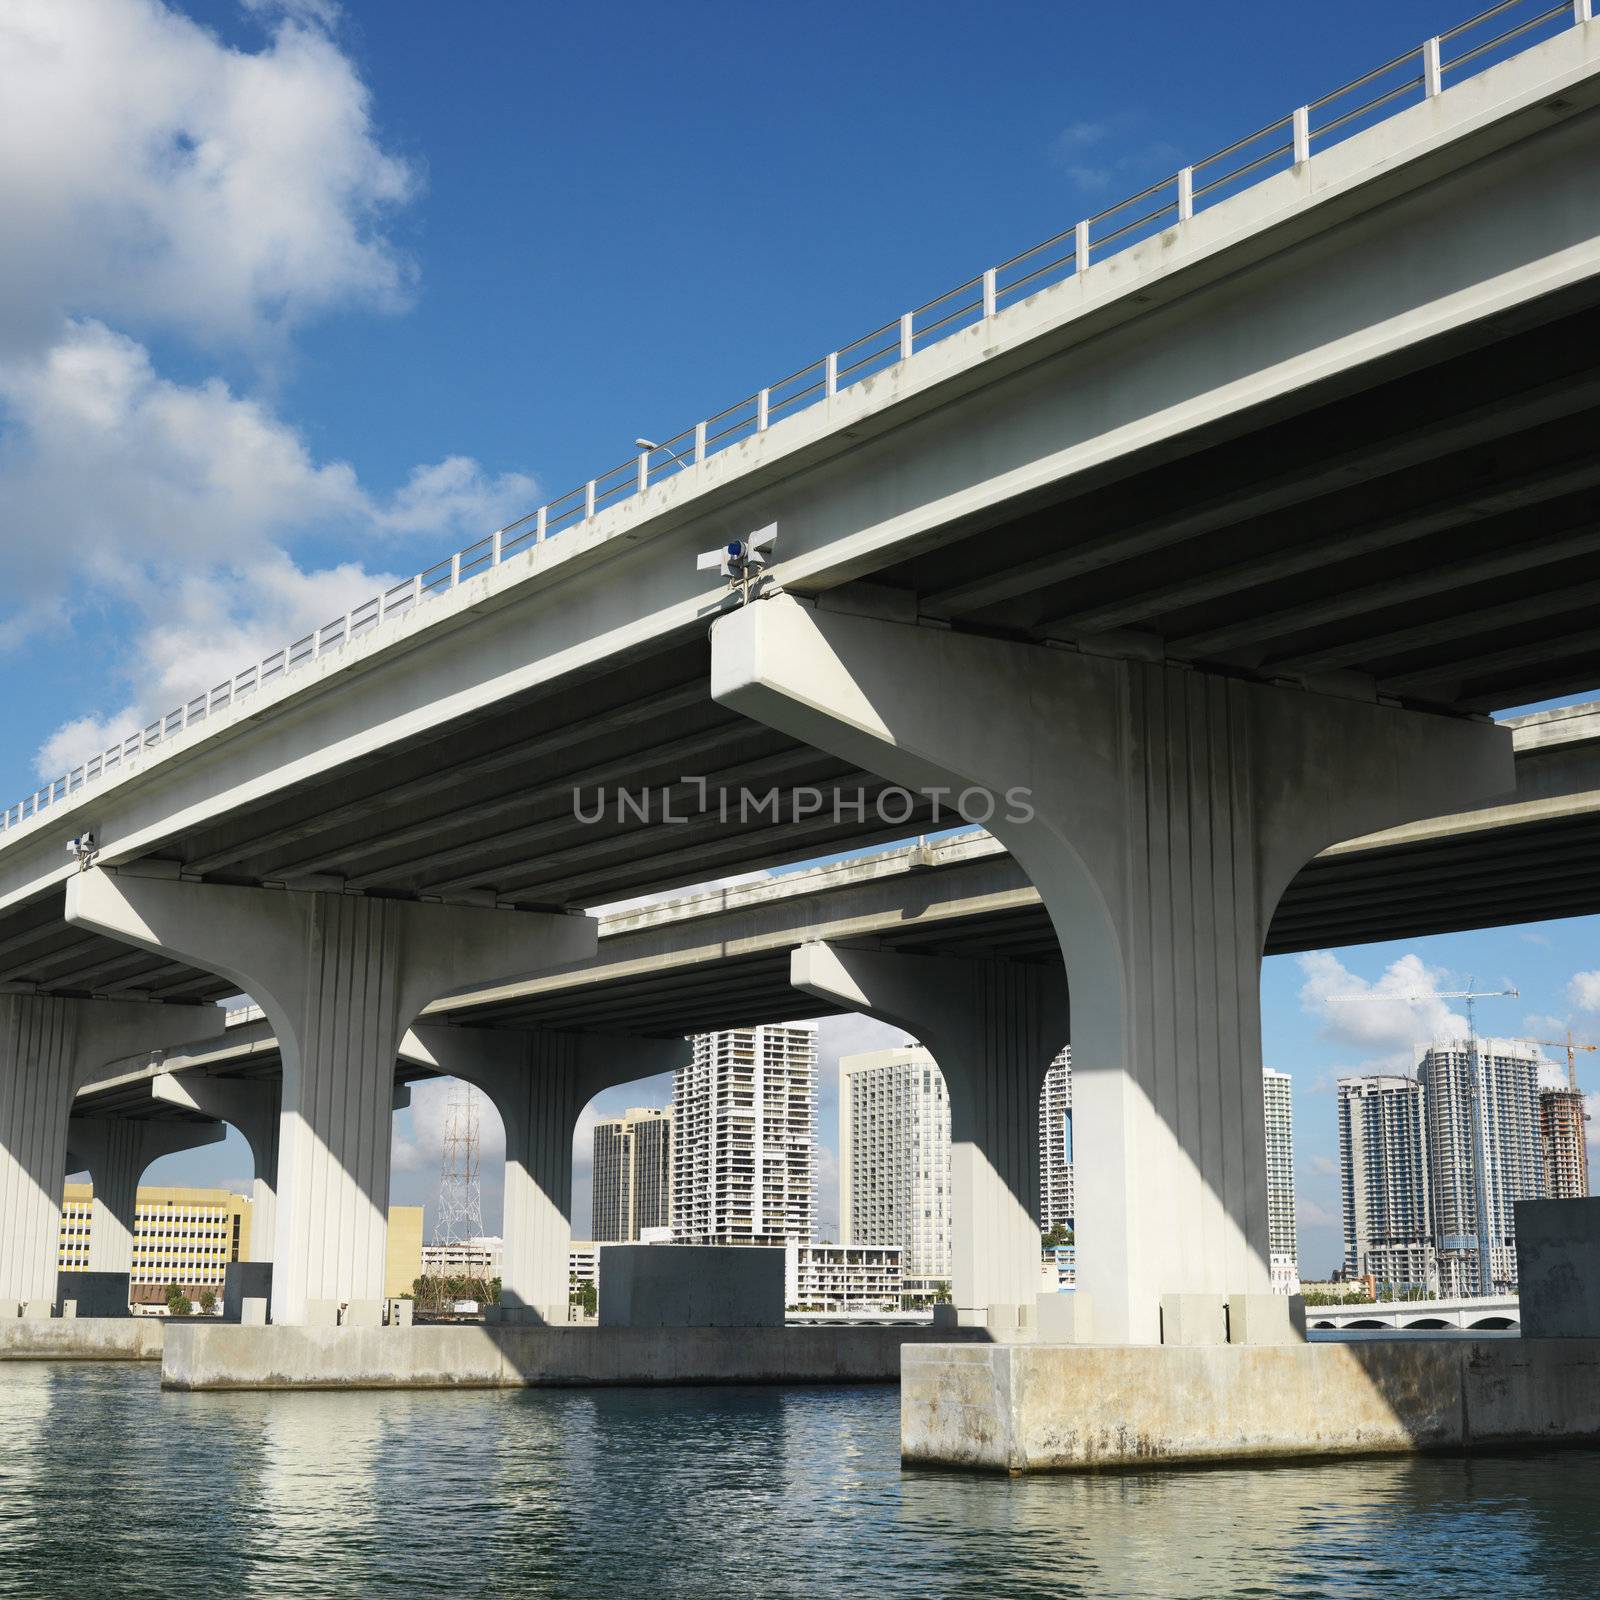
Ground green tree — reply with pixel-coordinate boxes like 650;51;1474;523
165;1283;193;1317
198;1289;217;1315
570;1280;597;1317
1042;1222;1073;1249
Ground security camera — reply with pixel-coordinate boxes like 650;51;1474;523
65;832;96;858
697;524;777;603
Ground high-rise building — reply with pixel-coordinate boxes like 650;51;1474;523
592;1106;673;1242
1038;1049;1073;1236
840;1045;951;1295
1539;1083;1591;1200
1418;1039;1541;1297
1338;1075;1436;1294
1262;1067;1298;1293
672;1024;816;1245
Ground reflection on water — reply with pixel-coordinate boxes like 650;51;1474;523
0;1364;1596;1599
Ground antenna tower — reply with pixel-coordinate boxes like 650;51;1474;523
432;1080;485;1257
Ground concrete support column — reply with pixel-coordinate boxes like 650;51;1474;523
65;1114;225;1275
66;870;596;1325
152;1074;281;1262
714;595;1513;1344
0;995;219;1312
405;1025;687;1322
793;943;1065;1316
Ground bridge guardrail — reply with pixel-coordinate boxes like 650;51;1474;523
4;0;1589;837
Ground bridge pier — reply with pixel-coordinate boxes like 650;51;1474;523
62;1114;225;1310
65;869;595;1325
791;942;1063;1322
0;995;219;1314
406;1025;686;1323
152;1073;281;1263
713;595;1513;1344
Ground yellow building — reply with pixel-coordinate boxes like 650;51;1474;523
59;1183;251;1301
385;1205;424;1299
60;1187;427;1303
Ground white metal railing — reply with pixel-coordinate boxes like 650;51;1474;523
4;0;1588;837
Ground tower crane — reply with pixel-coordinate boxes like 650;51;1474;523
1522;1029;1597;1091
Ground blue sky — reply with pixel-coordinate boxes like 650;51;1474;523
8;0;1595;1275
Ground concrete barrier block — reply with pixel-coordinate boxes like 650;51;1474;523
1161;1294;1228;1346
56;1272;131;1318
241;1298;268;1326
1227;1293;1305;1345
931;1303;957;1330
341;1299;383;1328
386;1298;413;1328
1036;1292;1092;1343
60;1300;77;1319
21;1300;53;1321
599;1244;785;1328
223;1262;273;1323
986;1303;1019;1333
304;1299;339;1327
1515;1198;1600;1338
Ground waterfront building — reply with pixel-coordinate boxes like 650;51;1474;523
1041;1243;1075;1291
58;1183;251;1307
1039;1049;1073;1236
420;1235;503;1278
569;1240;599;1294
672;1023;817;1245
839;1045;950;1294
1418;1039;1542;1296
1539;1082;1591;1199
1263;1067;1299;1294
592;1106;673;1242
1338;1075;1437;1295
386;1205;424;1298
785;1242;902;1312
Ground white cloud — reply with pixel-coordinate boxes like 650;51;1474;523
6;321;534;778
0;0;414;358
1570;972;1600;1012
1297;951;1470;1067
0;3;539;787
1304;1154;1338;1179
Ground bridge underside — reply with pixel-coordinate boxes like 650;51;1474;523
2;276;1599;1001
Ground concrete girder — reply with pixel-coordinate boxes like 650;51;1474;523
792;941;1066;1316
0;995;221;1310
65;869;596;1324
712;593;1513;1343
402;1025;688;1322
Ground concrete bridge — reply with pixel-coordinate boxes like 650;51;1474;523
1307;1296;1521;1332
58;695;1600;1327
5;11;1600;1346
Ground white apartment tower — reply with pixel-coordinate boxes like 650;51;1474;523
1038;1049;1073;1235
592;1106;673;1243
840;1046;951;1292
1262;1067;1298;1293
672;1024;817;1245
1338;1075;1437;1294
1417;1039;1542;1297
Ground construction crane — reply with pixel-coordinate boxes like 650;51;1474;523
1522;1029;1598;1091
1328;979;1518;1296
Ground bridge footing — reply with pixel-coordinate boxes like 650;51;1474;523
161;1322;996;1390
902;1338;1600;1472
